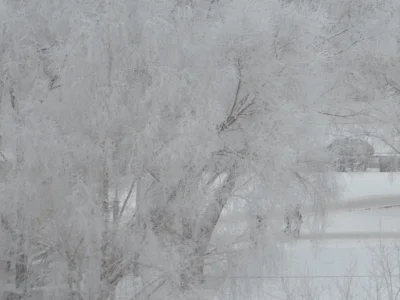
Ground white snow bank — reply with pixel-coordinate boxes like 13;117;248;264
336;172;400;201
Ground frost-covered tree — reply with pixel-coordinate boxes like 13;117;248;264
317;0;400;155
0;0;337;299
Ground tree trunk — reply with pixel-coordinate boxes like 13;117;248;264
185;171;236;287
147;169;236;294
16;208;27;297
15;251;27;291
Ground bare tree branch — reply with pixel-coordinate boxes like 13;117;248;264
363;132;400;155
384;75;400;94
119;178;136;218
317;110;366;119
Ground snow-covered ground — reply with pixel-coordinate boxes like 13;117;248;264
337;172;400;201
261;173;400;300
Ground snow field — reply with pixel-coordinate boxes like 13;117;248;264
220;173;400;299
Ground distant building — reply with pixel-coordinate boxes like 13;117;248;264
366;138;400;172
327;138;374;172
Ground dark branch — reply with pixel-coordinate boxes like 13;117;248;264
228;59;243;118
217;60;256;133
384;75;400;94
119;179;136;218
317;110;363;118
